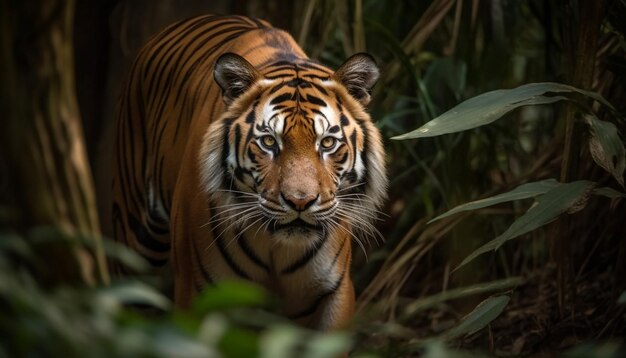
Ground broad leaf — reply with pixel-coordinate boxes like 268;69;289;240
429;179;560;223
260;325;304;358
99;281;171;310
403;277;523;319
303;332;353;358
454;181;594;271
445;295;510;339
392;82;613;140
192;281;268;313
585;115;626;187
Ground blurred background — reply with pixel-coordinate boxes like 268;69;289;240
1;0;625;356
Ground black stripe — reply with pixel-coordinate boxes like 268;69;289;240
329;239;347;271
349;130;358;168
298;61;329;72
289;269;346;319
285;78;311;88
264;65;295;75
310;82;329;95
270;92;292;105
215;236;251;279
247;147;258;165
238;237;270;272
336;152;349;165
269;82;288;94
193;237;215;287
234;124;243;168
302;74;330;81
305;94;327;107
340;114;349;126
356;120;370;180
310;108;325;118
127;213;170;253
281;232;329;274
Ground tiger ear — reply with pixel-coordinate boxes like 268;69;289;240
334;53;380;106
214;53;261;104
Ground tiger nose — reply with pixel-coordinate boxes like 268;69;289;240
281;192;318;211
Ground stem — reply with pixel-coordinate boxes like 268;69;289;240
553;0;604;318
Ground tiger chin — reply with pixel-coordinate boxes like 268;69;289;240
112;14;387;331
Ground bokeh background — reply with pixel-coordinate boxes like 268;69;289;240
1;0;625;356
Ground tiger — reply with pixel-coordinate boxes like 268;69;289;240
112;14;387;330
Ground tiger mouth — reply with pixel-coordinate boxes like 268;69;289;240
269;218;321;232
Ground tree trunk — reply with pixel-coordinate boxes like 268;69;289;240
0;0;108;284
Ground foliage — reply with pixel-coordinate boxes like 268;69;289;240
0;228;352;358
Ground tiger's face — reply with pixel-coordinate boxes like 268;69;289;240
201;53;386;245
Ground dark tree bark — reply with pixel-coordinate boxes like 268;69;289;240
0;0;108;284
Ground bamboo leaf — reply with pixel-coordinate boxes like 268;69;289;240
618;291;626;304
402;277;524;319
585;115;626;187
445;296;510;339
429;179;560;223
594;187;626;199
454;181;595;272
392;82;613;140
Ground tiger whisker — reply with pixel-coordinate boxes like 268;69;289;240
202;206;259;228
326;217;369;261
334;209;384;247
224;215;265;250
337;203;386;220
337;182;366;193
204;209;261;252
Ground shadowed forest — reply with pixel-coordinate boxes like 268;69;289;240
1;0;625;356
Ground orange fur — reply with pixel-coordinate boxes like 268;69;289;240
113;14;387;330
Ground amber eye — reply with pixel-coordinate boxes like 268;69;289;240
320;136;336;150
260;135;277;148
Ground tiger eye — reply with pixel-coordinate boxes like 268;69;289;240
320;137;336;149
261;135;276;148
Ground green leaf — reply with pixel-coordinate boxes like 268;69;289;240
192;281;268;313
585;115;626;187
303;332;353;358
402;277;524;319
392;82;613;140
618;291;626;304
101;239;151;273
260;325;304;358
455;181;595;271
594;187;626;199
99;281;171;310
445;295;510;339
429;179;560;223
219;327;260;358
421;340;488;358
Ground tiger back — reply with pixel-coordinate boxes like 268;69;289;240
113;14;387;329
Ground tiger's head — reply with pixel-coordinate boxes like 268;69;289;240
200;53;387;245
